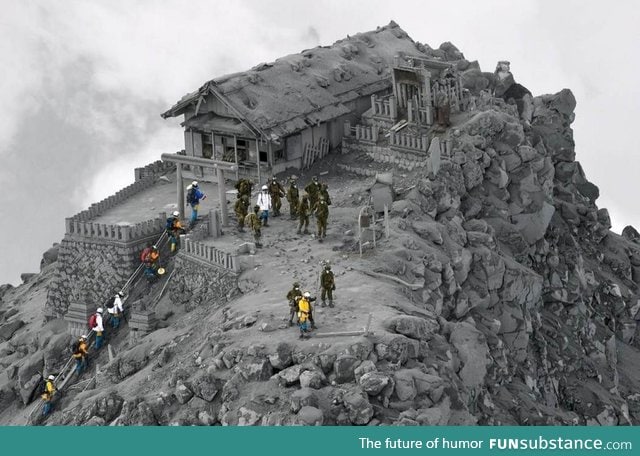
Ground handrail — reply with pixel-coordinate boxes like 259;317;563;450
25;229;170;424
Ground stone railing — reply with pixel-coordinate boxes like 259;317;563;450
73;160;174;222
134;159;176;181
64;215;166;243
407;100;433;125
181;237;239;273
371;94;397;119
389;131;429;152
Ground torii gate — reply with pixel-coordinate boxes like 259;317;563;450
160;153;237;226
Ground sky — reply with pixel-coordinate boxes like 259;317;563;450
1;0;639;285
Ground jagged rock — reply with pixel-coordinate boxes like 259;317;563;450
76;392;125;424
268;342;293;370
386;315;439;341
17;352;44;405
190;372;222;402
115;399;158;425
622;226;640;244
115;343;152;380
333;355;361;383
273;364;304;386
343;390;374;425
416;397;451;425
375;334;420;364
297;406;323;425
412;221;443;244
290;387;318;413
84;416;106;426
239;358;273;381
175;381;194;404
393;370;417;401
299;370;324;389
359;372;391;396
20;273;37;284
0;320;25;342
449;322;489;388
511;202;555;244
43;333;70;373
238;406;262;426
353;360;376;382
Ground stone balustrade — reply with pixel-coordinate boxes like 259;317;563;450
181;237;239;273
389;131;429;152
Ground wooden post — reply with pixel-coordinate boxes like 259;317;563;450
255;138;261;186
177;163;184;218
216;166;228;226
234;135;239;180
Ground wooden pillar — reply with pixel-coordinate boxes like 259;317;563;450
233;135;239;180
177;163;184;218
255;138;261;186
216;166;228;226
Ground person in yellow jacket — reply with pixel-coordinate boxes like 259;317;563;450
41;375;56;416
297;291;312;339
72;335;89;374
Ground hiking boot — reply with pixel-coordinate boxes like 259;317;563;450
263;220;269;227
321;301;326;307
329;302;335;308
299;334;305;340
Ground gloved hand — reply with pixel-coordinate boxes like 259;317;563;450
332;285;336;291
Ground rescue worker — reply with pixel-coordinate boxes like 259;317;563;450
245;205;263;248
304;176;322;212
72;335;89;374
268;177;285;217
108;291;125;328
320;264;336;307
91;308;105;350
286;282;302;326
297;192;310;235
142;245;160;279
286;177;300;219
166;211;185;253
320;183;331;206
314;195;329;241
297;291;312;339
435;83;451;128
256;185;272;226
41;375;56;416
186;181;207;226
235;178;254;200
234;194;250;232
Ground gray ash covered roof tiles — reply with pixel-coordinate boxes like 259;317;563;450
162;21;437;139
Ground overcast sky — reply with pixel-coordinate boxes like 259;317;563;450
1;0;639;285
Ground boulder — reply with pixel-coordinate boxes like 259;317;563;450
393;370;417;401
40;244;60;269
299;370;324;389
333;355;360;383
359;372;392;396
387;315;439;341
297;406;323;425
449;322;489;388
0;319;25;342
18;352;44;405
511;201;555;245
239;358;273;381
190;372;222;402
238;406;262;426
175;381;194;404
343;390;374;425
290;388;318;413
273;364;304;386
268;342;293;370
416;397;451;425
353;360;376;383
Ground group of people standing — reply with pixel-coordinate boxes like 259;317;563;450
286;263;336;339
233;175;332;247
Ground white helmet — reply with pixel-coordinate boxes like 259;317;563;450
97;308;103;314
172;211;180;217
303;291;311;298
80;335;88;340
186;184;192;190
192;181;198;187
261;185;268;190
47;375;55;380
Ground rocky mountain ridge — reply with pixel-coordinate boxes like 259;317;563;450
2;40;640;426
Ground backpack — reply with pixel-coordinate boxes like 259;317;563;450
140;247;152;262
106;295;116;309
88;313;98;329
166;217;175;231
186;187;196;205
71;339;80;354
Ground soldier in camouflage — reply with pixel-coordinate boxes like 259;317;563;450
234;194;249;232
297;192;311;235
244;205;263;248
314;195;329;241
286;177;300;220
